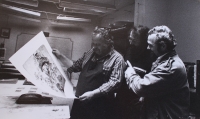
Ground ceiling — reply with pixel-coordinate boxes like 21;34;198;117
0;0;135;24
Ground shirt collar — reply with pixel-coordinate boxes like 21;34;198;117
156;50;177;63
157;52;168;61
107;48;114;56
92;48;114;61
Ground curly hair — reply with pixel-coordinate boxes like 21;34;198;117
137;25;149;47
92;26;114;46
148;25;177;50
129;25;149;48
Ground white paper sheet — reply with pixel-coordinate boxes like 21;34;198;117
9;31;75;98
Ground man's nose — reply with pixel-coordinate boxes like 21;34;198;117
147;46;150;49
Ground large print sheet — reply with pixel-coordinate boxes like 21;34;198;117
9;31;75;98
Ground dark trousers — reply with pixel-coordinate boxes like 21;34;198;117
70;96;115;119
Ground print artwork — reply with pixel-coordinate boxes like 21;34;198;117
9;31;75;98
23;45;66;94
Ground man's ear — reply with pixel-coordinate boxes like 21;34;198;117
103;43;110;48
160;41;167;50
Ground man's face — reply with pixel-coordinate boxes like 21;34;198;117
91;34;110;57
147;34;160;57
42;63;49;75
129;29;140;46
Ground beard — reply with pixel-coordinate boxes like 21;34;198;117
149;50;157;62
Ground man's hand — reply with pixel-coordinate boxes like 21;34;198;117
52;49;73;68
52;49;61;58
79;91;95;102
125;60;136;79
125;66;136;79
79;89;101;103
125;66;137;87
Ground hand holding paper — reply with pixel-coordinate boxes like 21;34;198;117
52;49;73;68
125;60;136;79
9;32;75;98
52;49;62;58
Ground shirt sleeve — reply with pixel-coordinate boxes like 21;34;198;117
128;61;186;98
98;56;125;94
67;52;86;73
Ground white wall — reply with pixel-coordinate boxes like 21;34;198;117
135;0;200;63
0;14;97;61
134;0;170;28
2;0;200;63
168;0;200;62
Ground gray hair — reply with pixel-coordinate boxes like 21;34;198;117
148;25;177;50
92;26;114;46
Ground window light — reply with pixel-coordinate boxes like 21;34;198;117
0;4;41;16
56;15;91;22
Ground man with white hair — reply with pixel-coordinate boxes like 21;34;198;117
125;25;190;119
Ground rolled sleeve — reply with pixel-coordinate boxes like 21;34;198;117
67;54;85;73
99;57;125;94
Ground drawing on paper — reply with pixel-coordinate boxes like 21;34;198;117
23;45;65;93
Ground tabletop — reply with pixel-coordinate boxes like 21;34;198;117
0;80;74;119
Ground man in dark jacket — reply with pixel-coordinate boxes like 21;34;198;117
115;25;156;119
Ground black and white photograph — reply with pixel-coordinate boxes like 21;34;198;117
0;0;200;119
